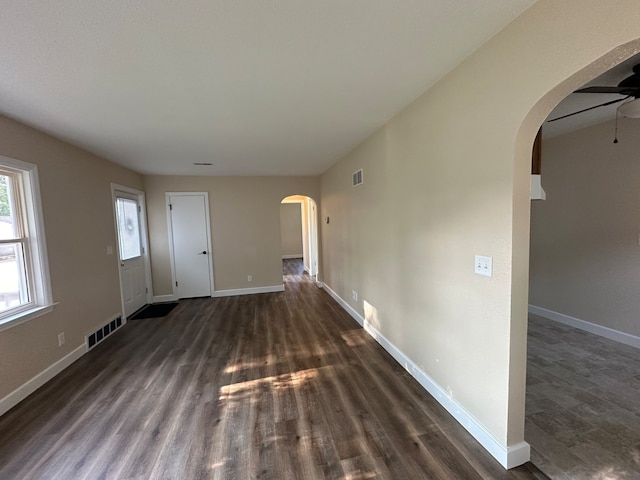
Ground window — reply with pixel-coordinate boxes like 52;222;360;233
115;197;142;260
0;156;53;330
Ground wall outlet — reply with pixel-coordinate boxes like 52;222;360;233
474;255;493;277
247;275;252;282
352;290;358;301
106;245;113;255
58;332;65;346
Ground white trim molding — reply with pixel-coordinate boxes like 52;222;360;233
323;284;363;327
282;254;303;259
0;156;54;330
213;285;285;298
528;305;640;350
153;294;178;303
324;283;530;469
0;344;85;417
156;285;286;301
0;304;56;333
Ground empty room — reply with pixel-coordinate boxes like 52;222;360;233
1;1;640;479
525;52;640;478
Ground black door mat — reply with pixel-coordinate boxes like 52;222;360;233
130;302;178;320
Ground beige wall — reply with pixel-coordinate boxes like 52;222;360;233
0;114;142;399
531;119;640;337
280;203;303;258
143;176;320;293
320;0;640;455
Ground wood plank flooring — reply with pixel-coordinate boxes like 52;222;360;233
526;314;640;480
0;259;546;479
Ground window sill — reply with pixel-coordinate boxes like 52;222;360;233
0;303;58;333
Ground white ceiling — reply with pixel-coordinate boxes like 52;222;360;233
0;1;536;176
544;53;640;139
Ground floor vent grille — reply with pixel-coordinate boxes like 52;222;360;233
86;315;123;351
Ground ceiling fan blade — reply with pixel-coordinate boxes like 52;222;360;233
574;86;640;94
547;97;630;122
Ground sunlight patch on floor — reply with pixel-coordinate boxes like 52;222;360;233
341;329;371;347
592;466;631;480
219;367;322;400
224;358;273;374
340;469;380;479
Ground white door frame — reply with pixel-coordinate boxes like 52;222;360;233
166;192;215;298
281;195;320;282
308;199;319;280
111;184;153;320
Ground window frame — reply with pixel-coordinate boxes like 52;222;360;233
0;155;53;332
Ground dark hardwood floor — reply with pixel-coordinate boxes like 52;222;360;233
526;314;640;479
0;259;547;479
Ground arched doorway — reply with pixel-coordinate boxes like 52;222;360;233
522;51;640;477
512;40;640;475
280;195;320;285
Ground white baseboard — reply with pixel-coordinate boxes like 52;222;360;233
153;294;177;303
155;286;287;301
0;344;85;417
282;254;303;259
323;284;364;326
528;304;640;350
324;283;529;469
213;284;285;298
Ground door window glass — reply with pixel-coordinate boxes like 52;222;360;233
116;198;141;260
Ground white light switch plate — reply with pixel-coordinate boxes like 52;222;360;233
474;255;492;277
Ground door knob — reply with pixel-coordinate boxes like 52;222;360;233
199;251;207;255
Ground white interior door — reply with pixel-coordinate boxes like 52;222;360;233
168;193;213;299
115;192;147;317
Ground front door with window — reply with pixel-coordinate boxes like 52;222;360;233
115;192;147;317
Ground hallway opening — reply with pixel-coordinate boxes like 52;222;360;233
280;195;319;286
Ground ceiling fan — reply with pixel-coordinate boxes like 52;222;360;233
548;63;640;122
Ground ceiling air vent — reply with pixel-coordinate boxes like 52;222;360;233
352;169;363;187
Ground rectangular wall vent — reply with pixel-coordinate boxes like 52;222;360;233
352;169;364;187
86;315;123;351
